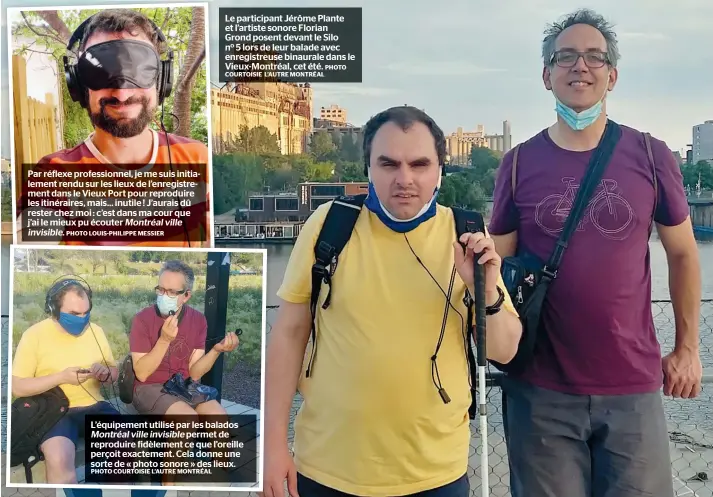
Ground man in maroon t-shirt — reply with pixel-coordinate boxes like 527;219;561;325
489;9;702;497
129;259;238;416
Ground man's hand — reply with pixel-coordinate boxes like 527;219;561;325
90;363;111;382
261;445;299;497
63;367;92;385
213;332;239;353
454;231;501;301
662;348;702;398
160;314;180;343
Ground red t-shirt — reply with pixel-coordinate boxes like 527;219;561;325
17;130;210;247
129;305;208;385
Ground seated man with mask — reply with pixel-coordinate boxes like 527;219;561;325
15;8;210;247
128;259;239;416
262;106;523;497
12;277;119;484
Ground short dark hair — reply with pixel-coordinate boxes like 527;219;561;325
361;106;447;173
80;9;164;54
55;283;90;310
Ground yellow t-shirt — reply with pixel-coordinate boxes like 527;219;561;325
277;202;517;496
12;318;117;408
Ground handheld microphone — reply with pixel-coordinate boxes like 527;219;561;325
473;249;489;497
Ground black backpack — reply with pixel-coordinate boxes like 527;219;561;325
305;193;486;420
10;386;70;483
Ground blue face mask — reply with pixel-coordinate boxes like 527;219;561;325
555;98;603;131
157;294;179;316
363;172;441;233
58;312;90;336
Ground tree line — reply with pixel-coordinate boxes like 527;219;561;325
681;160;713;191
211;126;501;215
24;248;262;275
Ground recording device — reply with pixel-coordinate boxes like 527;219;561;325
118;355;136;404
161;373;218;408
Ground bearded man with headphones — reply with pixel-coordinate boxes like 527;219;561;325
15;8;210;247
11;277;119;484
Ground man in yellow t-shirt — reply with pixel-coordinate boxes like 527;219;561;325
12;277;119;484
262;106;523;497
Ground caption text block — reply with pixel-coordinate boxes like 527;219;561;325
219;8;362;83
18;163;209;244
84;414;258;484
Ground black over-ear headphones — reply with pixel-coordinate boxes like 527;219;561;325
45;275;94;319
63;13;174;109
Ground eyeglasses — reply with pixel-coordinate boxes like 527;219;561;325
154;286;187;298
551;50;609;68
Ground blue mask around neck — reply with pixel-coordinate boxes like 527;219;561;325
58;312;90;336
363;178;440;233
555;98;603;131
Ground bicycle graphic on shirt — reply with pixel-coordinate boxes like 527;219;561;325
534;177;635;240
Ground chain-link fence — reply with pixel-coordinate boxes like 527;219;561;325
267;300;713;497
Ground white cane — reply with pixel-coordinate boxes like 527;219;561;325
473;253;489;497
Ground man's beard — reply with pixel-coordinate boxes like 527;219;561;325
89;95;155;138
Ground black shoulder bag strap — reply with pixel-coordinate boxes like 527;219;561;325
490;119;622;374
542;120;622;280
307;194;366;377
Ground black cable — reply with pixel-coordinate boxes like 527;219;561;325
404;234;476;402
405;242;472;383
158;105;192;247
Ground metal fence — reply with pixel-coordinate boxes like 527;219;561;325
266;300;713;497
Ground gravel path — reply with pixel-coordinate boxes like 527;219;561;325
222;359;261;409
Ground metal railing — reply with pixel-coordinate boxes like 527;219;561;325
266;300;713;497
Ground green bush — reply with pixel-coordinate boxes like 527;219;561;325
11;272;264;375
1;185;12;222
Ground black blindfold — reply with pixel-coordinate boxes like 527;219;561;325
77;39;160;91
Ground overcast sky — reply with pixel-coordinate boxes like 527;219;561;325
2;0;712;158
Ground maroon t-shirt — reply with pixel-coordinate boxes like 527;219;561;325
129;305;208;385
488;125;689;395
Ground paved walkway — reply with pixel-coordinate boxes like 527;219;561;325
4;394;712;496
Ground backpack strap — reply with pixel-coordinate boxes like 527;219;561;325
451;207;485;420
306;193;366;377
642;132;659;224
